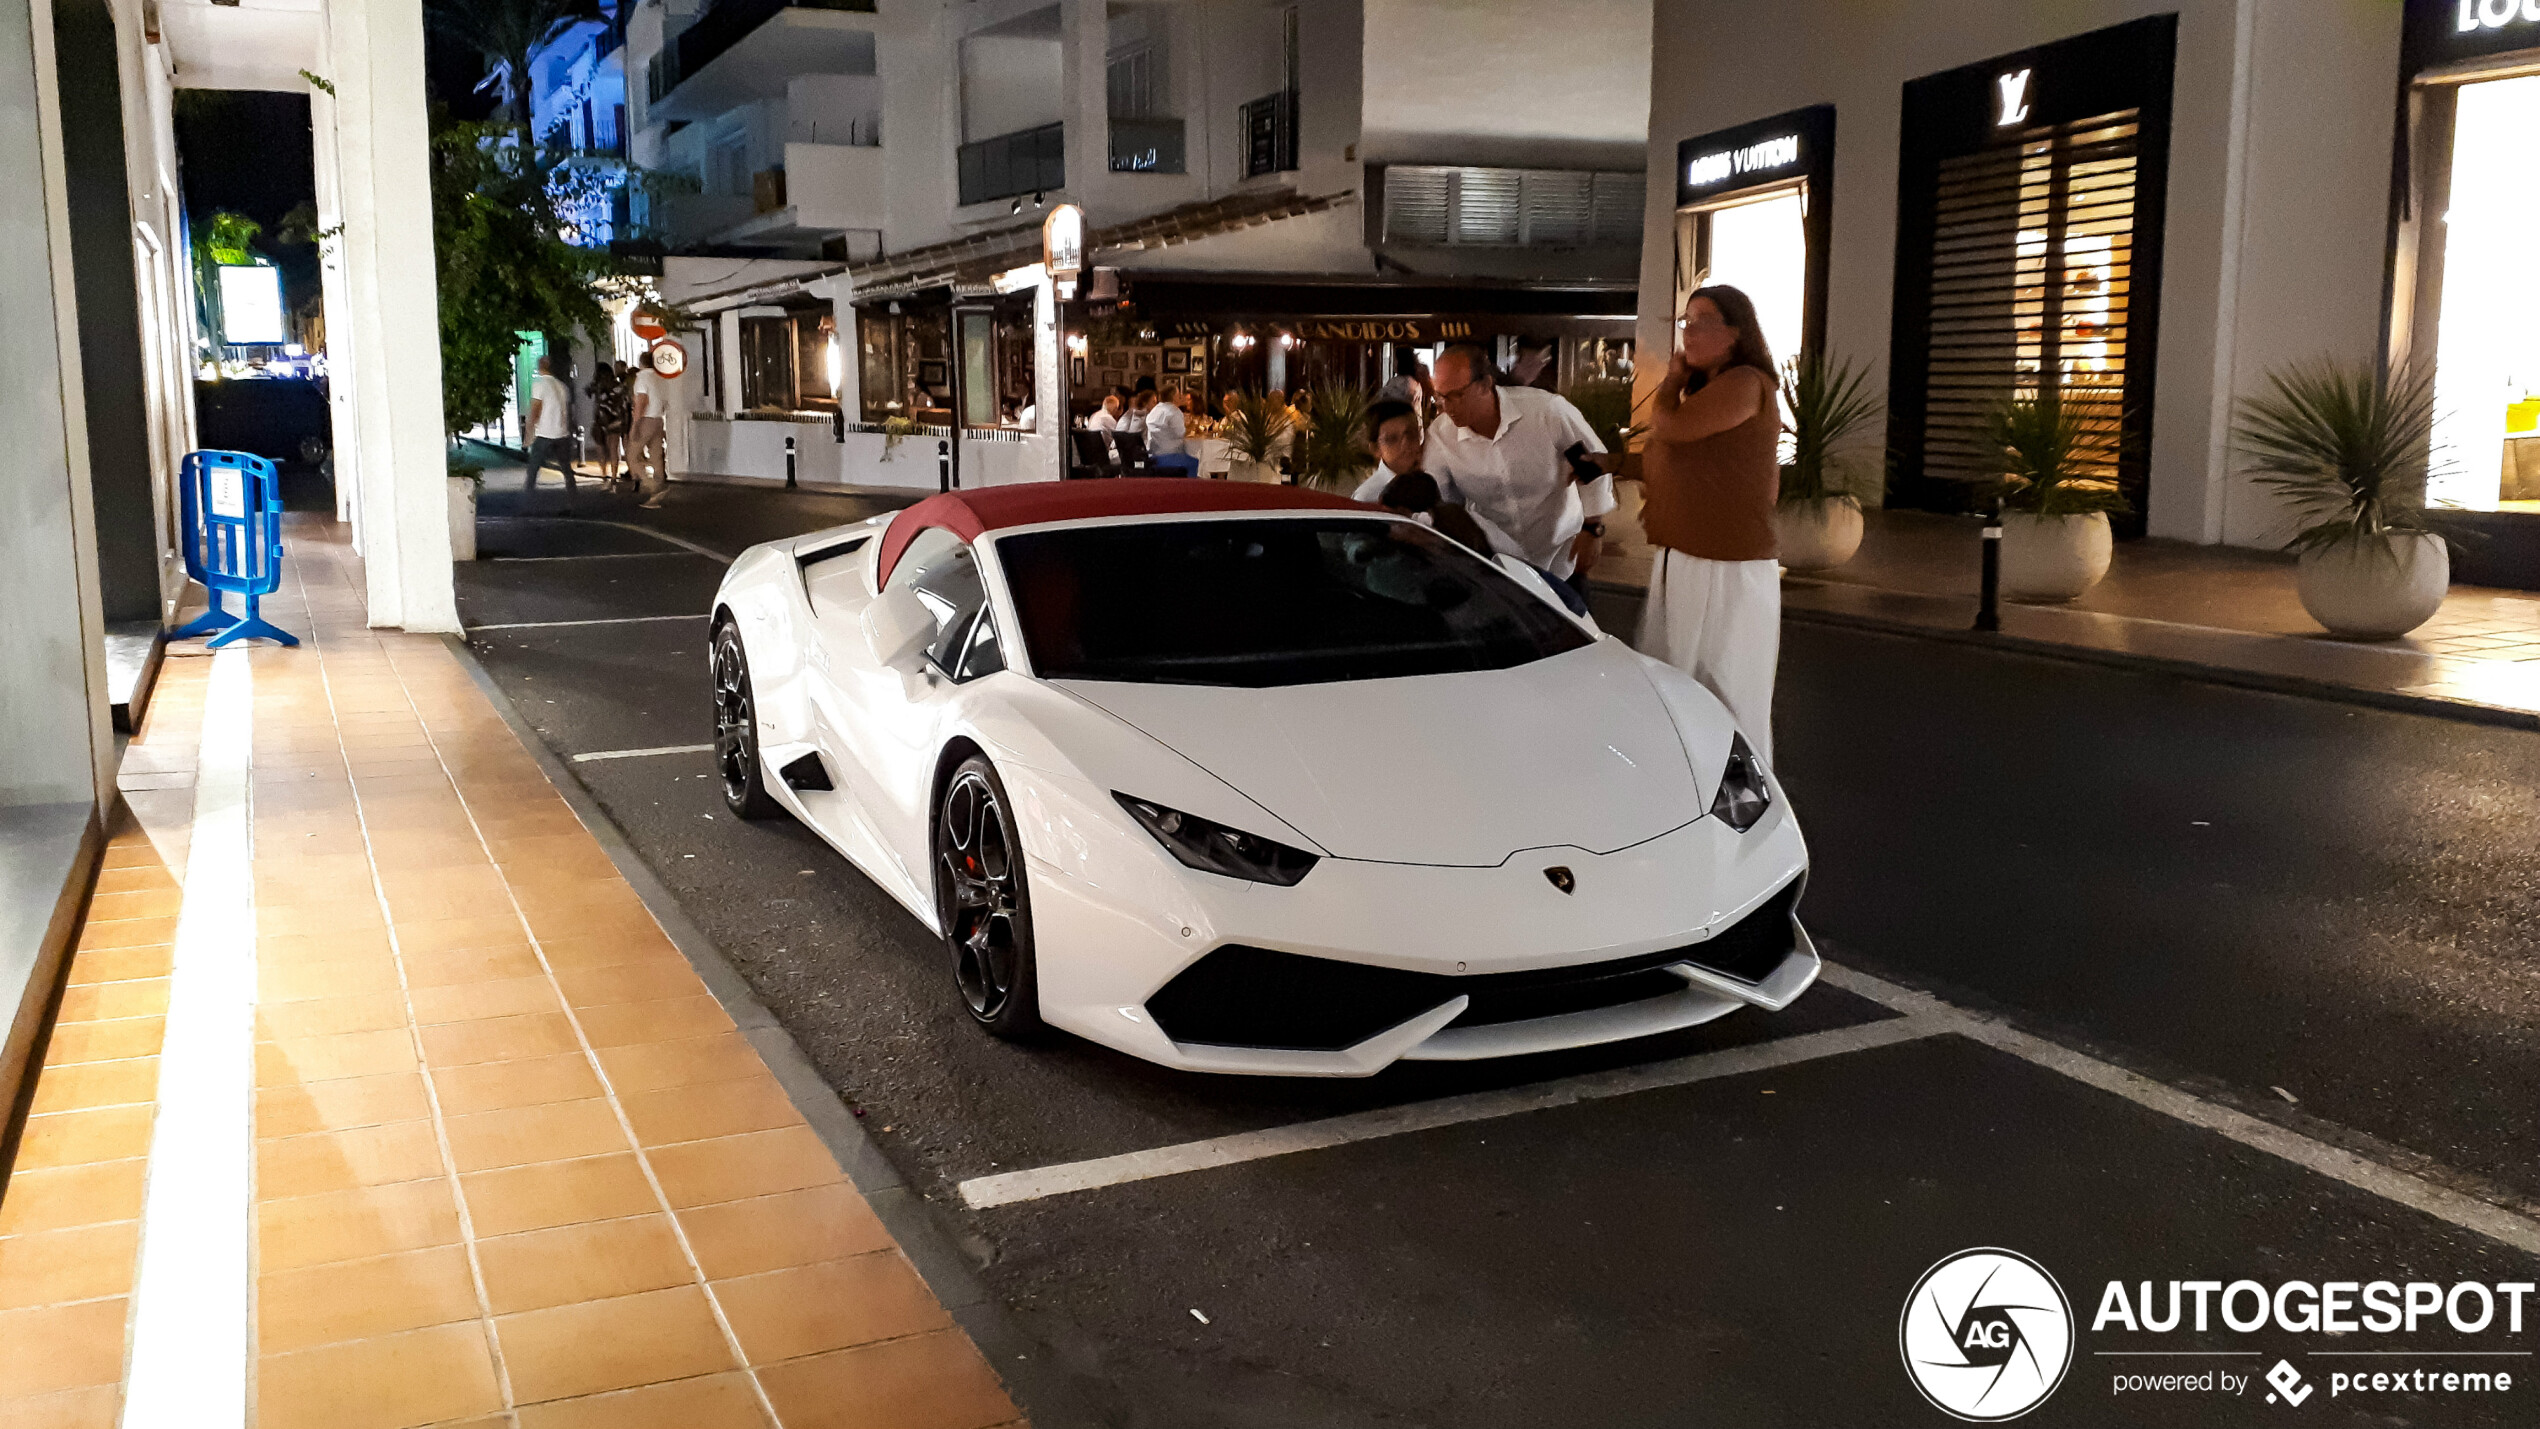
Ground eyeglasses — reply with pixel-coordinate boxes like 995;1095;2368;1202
1432;378;1485;404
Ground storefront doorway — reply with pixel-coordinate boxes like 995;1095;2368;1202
2394;0;2540;521
1670;106;1833;370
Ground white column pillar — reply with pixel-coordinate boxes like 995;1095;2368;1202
307;82;361;530
321;0;456;631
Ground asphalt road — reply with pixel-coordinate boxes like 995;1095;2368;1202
455;472;2540;1428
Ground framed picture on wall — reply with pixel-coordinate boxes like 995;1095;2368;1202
1133;350;1160;375
1098;368;1124;391
1164;349;1190;373
917;359;948;389
1070;356;1085;386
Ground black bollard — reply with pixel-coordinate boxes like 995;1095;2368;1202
937;439;952;493
784;434;798;489
1975;501;2003;633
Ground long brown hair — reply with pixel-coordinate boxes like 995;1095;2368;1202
1685;284;1777;384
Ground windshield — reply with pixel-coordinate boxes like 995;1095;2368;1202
994;517;1593;688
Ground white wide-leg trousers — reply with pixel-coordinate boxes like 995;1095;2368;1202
1633;550;1782;763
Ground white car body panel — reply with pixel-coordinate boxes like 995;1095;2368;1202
713;503;1814;1076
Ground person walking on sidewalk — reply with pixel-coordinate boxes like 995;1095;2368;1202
629;347;675;509
525;354;579;510
589;358;631;488
1636;284;1784;760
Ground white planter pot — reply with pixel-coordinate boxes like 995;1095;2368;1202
2295;531;2448;639
1226;456;1281;484
1772;496;1864;573
447;476;478;562
1999;511;2112;602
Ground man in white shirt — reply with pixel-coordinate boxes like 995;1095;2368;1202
525;354;579;508
1086;390;1124;433
1350;397;1524;559
629;347;677;509
1145;387;1196;475
1423;343;1613;585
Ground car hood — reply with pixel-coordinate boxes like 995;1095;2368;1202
1054;641;1714;867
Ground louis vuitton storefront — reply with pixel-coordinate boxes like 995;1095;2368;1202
1638;2;2528;580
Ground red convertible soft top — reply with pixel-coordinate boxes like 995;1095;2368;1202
876;478;1372;585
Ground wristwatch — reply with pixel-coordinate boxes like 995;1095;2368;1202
1581;520;1607;538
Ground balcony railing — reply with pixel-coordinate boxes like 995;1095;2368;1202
958;122;1064;207
649;0;875;104
1107;117;1184;174
1241;90;1297;178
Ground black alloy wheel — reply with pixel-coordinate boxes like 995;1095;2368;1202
935;755;1042;1037
711;621;783;820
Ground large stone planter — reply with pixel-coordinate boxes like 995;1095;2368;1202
447;475;479;562
2295;530;2448;638
1226;456;1281;484
2000;511;2112;602
1772;496;1864;572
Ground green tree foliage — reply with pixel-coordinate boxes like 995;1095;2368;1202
430;109;609;433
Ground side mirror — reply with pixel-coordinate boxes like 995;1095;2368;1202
862;585;935;668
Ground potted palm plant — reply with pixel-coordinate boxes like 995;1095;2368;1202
1298;384;1372;491
2236;360;2449;638
1221;389;1292;483
1979;392;2130;601
1774;353;1883;571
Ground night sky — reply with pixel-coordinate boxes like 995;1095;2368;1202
170;31;494;312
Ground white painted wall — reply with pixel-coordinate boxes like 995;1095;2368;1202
1362;0;1650;170
960;31;1062;140
1636;0;2401;547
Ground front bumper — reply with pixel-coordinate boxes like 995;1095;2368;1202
1011;768;1813;1076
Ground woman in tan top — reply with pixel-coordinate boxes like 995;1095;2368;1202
1635;285;1785;760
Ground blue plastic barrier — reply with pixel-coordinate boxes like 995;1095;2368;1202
171;449;298;648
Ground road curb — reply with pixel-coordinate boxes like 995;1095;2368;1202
441;633;1112;1429
1773;601;2540;735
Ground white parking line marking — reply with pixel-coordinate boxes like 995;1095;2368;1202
956;1013;1953;1210
485;551;700;563
571;743;715;763
1816;963;2540;1258
586;520;735;563
960;962;2540;1260
469;614;708;632
121;648;254;1427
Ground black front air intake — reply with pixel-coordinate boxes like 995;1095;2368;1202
1144;878;1803;1051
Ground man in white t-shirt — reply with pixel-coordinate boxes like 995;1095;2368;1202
525;355;578;506
1424;342;1612;586
629;347;677;509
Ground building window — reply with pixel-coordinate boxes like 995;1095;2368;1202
1107;43;1157;119
739;316;798;410
856;307;952;422
1886;17;2174;534
956;299;1038;429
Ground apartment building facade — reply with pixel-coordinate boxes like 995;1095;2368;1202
621;0;1654;489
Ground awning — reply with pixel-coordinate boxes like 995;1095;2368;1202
849;188;1358;302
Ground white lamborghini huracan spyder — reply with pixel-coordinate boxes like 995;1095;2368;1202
709;479;1816;1076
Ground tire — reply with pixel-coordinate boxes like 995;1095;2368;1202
934;755;1043;1038
711;621;784;821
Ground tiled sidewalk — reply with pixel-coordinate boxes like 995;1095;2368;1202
0;521;1021;1429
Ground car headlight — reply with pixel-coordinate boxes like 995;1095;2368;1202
1710;732;1772;833
1113;793;1318;886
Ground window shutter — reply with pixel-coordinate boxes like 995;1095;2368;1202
1917;109;2140;489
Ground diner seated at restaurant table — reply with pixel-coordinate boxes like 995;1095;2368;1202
1145;387;1197;475
1087;390;1125;433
